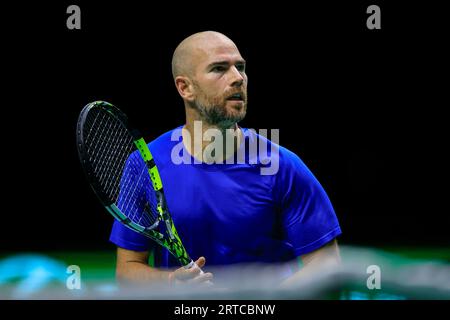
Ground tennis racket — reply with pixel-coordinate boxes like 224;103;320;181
76;100;202;272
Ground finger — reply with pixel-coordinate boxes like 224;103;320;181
195;256;206;268
189;272;214;284
173;265;201;281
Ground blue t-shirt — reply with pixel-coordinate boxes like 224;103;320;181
110;127;341;269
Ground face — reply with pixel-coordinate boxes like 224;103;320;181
190;41;248;128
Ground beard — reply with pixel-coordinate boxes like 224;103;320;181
191;83;247;129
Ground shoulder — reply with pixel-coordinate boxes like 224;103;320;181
246;129;322;199
148;127;183;170
148;127;183;154
149;127;183;150
244;128;311;177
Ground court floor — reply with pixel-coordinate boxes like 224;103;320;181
1;246;449;299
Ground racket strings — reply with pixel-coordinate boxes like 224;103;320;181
88;112;131;195
84;109;134;201
83;106;161;229
102;122;134;195
118;158;160;227
88;114;127;190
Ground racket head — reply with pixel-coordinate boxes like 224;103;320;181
76;101;193;267
76;101;159;230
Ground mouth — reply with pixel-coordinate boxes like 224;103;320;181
226;92;244;102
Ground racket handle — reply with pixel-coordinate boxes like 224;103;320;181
184;260;205;274
184;260;213;285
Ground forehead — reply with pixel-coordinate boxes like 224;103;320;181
196;41;244;65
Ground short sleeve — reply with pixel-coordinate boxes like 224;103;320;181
275;149;342;256
109;220;153;251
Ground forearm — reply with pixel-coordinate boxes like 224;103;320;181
115;247;172;285
115;248;212;287
280;239;341;289
280;258;338;288
116;260;171;284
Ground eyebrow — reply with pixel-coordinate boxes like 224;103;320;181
206;59;246;69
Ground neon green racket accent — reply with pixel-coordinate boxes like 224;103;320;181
132;137;191;266
134;138;163;191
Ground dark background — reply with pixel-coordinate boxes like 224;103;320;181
2;1;448;252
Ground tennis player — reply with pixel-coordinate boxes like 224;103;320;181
110;31;342;287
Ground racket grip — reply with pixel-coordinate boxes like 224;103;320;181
185;260;213;285
184;260;205;274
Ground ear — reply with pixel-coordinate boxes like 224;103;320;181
175;76;195;102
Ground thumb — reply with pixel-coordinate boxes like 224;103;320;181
194;256;206;269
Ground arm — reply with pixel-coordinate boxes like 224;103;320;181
115;247;213;286
116;247;170;284
279;239;341;289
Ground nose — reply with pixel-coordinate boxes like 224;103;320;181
229;66;245;87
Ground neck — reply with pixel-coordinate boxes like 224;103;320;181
182;111;243;163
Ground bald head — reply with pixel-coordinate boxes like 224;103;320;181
171;31;239;80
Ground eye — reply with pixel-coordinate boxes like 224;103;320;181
236;64;246;72
211;65;227;72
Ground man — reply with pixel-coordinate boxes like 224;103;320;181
110;31;342;288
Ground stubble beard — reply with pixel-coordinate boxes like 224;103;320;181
192;84;247;130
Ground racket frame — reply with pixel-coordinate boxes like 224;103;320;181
77;101;192;267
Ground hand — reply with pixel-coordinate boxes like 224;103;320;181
168;257;214;287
